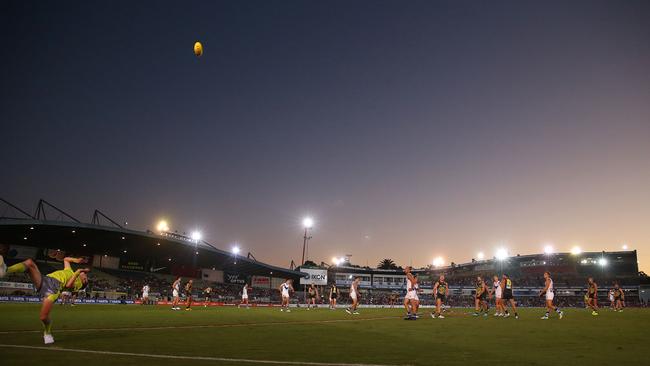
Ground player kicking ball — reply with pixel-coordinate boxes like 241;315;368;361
279;279;294;312
0;255;89;344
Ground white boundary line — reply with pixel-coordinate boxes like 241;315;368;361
0;316;397;334
0;344;409;366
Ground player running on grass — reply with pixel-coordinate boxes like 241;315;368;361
279;279;294;312
473;276;489;317
586;277;599;316
501;274;518;319
403;267;419;319
539;271;563;320
141;284;150;305
346;277;361;315
0;255;89;344
431;274;449;319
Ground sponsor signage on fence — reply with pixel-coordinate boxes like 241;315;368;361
299;268;328;285
0;281;34;290
252;276;270;288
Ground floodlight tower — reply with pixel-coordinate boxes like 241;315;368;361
301;217;314;265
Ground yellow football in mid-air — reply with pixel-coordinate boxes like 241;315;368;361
194;41;203;57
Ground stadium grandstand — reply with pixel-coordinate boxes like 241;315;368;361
324;250;644;308
1;198;646;308
0;198;305;304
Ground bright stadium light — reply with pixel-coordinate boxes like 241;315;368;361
332;257;342;265
622;244;629;250
232;246;240;255
571;246;582;255
495;248;508;261
157;220;170;233
432;256;444;267
190;231;202;241
302;217;314;229
599;258;608;266
543;244;555;254
477;252;484;260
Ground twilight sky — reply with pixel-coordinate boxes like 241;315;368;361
1;1;649;271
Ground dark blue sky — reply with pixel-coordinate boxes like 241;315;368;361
2;1;649;270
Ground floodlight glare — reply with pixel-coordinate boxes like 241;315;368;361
157;220;170;233
622;244;628;250
477;252;484;260
432;256;444;267
571;246;582;255
599;258;608;266
495;248;508;261
190;231;202;241
232;246;240;255
302;217;314;229
543;244;554;254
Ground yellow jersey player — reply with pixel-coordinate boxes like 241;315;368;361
0;255;89;344
473;276;489;317
431;274;449;319
586;277;599;316
612;283;625;312
501;274;518;319
329;284;338;309
184;279;193;311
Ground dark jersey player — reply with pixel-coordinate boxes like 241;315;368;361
431;275;449;319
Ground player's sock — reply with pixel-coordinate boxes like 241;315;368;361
555;308;562;314
42;319;52;335
7;262;27;274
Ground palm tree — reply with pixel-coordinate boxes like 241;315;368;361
378;258;398;270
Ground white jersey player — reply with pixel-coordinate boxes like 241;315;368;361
171;277;181;310
141;284;150;305
279;279;294;312
540;271;563;319
239;283;250;308
403;267;419;320
492;276;503;316
346;277;361;315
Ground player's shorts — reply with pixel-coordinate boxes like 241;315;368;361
495;290;502;299
476;292;486;301
350;292;358;301
242;295;248;300
282;292;290;299
614;295;621;301
405;291;418;301
331;293;338;299
587;293;596;299
435;294;446;302
173;290;179;297
546;292;554;301
609;296;614;302
40;276;62;301
502;290;513;300
142;292;149;298
308;293;315;299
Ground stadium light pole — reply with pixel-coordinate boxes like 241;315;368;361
301;217;314;266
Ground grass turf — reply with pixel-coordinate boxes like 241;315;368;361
0;304;648;366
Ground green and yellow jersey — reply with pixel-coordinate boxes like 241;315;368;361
47;268;84;293
437;281;448;295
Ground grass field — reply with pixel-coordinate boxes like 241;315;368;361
0;304;648;366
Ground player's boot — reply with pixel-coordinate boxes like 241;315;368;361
0;255;6;278
43;333;54;344
592;311;599;316
541;314;549;320
438;314;445;319
345;308;352;314
559;311;564;319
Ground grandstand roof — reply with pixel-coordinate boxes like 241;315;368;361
0;218;304;279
